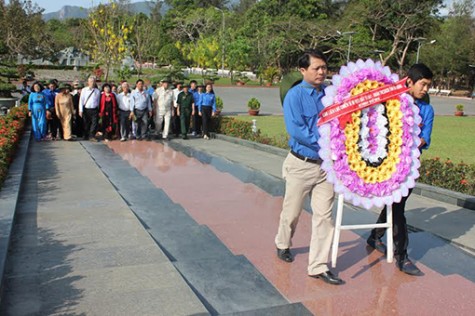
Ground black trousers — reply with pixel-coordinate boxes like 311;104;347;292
171;106;180;136
83;108;99;139
371;189;413;259
192;109;202;134
201;106;212;137
73;114;84;137
119;110;131;139
48;109;62;139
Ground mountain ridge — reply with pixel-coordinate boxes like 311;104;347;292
42;1;167;21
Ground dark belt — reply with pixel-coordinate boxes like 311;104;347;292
290;150;322;164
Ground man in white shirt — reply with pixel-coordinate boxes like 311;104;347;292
117;81;132;141
171;81;183;137
153;78;174;140
79;76;101;141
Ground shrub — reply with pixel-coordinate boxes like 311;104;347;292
247;97;261;110
455;104;464;112
215;96;223;111
0;104;28;185
213;116;289;148
214;116;260;140
419;157;475;195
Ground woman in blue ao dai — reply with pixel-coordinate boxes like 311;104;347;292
28;82;48;141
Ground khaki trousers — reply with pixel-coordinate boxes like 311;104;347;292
275;153;335;275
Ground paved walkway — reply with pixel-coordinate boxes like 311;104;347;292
0;140;208;315
1;135;475;315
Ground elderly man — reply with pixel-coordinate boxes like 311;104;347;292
153;78;174;140
79;76;101;141
117;81;132;141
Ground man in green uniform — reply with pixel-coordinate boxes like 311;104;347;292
177;84;195;139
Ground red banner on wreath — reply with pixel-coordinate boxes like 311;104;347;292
318;77;409;128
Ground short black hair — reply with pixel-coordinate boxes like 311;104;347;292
136;79;144;85
31;81;43;91
190;80;197;84
407;63;433;83
101;83;111;91
298;49;327;69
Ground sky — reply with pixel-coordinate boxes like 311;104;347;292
22;0;458;15
33;0;145;14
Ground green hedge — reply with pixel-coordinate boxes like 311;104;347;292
419;157;475;196
214;116;475;196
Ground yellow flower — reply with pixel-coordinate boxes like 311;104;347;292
343;83;405;184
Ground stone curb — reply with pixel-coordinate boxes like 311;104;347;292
0;126;31;303
213;133;475;211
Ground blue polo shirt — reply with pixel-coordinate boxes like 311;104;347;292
191;90;202;109
283;80;326;160
42;88;58;109
415;99;434;150
198;92;216;112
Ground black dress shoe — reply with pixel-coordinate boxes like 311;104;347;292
367;236;387;254
396;257;422;276
309;271;345;285
276;248;293;263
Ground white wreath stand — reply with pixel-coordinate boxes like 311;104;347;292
331;194;393;268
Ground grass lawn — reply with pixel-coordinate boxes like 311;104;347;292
231;115;475;165
424;116;475;164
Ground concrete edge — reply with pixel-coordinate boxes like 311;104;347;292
0;126;31;304
213;133;475;211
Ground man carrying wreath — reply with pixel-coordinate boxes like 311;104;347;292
367;63;435;276
274;49;344;285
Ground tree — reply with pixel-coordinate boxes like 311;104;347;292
128;13;158;75
343;0;443;72
423;0;475;89
0;0;48;59
182;35;220;69
84;0;131;81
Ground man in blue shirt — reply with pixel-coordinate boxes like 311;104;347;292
130;79;153;140
189;80;202;137
275;49;344;285
367;63;435;276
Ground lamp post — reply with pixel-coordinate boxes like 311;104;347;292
416;38;436;63
337;31;356;63
214;7;225;74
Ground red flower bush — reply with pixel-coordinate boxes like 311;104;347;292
0;105;28;185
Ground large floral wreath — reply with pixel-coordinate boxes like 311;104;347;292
317;59;422;209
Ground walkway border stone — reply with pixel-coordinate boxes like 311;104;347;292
213;133;475;211
0;127;31;303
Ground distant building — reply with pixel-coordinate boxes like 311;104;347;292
17;47;89;67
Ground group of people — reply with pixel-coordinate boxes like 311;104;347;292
27;76;218;142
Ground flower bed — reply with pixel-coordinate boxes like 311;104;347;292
419;157;475;196
0;105;28;185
